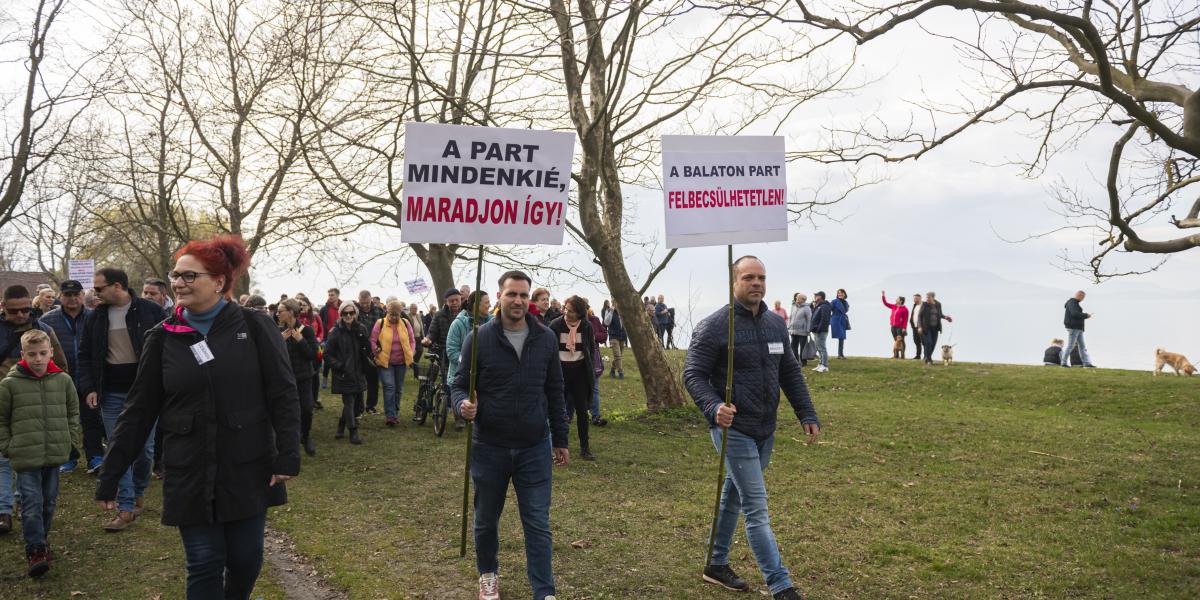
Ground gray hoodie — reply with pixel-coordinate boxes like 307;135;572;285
788;302;812;336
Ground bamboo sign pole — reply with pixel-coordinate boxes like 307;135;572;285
460;244;485;557
705;244;736;565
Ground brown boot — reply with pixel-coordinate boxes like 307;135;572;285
103;511;136;532
133;496;144;517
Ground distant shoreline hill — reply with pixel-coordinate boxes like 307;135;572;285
858;269;1199;304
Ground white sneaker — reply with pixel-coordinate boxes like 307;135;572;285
814;365;829;373
479;573;500;600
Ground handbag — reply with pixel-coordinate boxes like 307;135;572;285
801;335;818;361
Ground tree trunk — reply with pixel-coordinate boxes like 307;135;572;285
415;242;457;303
593;242;686;411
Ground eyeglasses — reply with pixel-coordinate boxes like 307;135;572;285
168;271;215;284
341;311;357;316
93;283;112;293
4;307;31;314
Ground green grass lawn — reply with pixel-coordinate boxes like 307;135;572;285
3;351;1197;599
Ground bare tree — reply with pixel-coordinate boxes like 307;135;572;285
303;0;569;295
546;0;852;410
0;0;101;231
771;0;1200;279
111;0;359;292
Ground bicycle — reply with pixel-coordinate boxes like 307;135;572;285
413;347;441;426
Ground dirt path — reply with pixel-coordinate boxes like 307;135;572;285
263;526;349;600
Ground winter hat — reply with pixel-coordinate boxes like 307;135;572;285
340;299;358;314
443;288;462;299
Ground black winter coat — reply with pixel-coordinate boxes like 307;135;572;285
426;304;455;358
324;320;369;394
451;313;569;449
548;316;598;397
1063;298;1089;330
684;301;819;442
918;300;946;332
95;302;300;526
77;297;167;398
283;323;319;381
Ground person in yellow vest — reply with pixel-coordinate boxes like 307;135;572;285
370;301;416;427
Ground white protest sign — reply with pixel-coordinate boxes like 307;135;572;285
68;259;95;283
662;135;787;248
404;278;429;295
402;123;576;245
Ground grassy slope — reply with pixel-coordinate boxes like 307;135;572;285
2;351;1196;599
272;352;1198;599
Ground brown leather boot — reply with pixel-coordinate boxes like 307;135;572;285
103;511;136;532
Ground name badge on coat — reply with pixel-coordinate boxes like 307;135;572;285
767;342;784;355
191;340;215;365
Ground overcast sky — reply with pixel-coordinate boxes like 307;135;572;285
6;3;1196;365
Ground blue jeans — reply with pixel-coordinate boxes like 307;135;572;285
813;332;829;367
472;438;556;600
1063;328;1091;366
590;375;601;419
100;391;155;513
0;456;12;515
922;329;939;362
178;511;266;600
377;364;408;419
709;428;793;595
17;466;59;554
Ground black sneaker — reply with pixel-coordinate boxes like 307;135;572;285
702;564;751;592
773;588;804;600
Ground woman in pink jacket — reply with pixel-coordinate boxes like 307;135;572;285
881;291;909;355
370;301;416;427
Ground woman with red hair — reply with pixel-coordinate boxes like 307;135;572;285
95;235;300;600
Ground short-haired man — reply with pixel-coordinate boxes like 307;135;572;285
909;293;924;361
424;288;463;425
319;288;342;388
1062;290;1096;368
40;280;104;474
683;256;819;600
0;285;68;533
141;277;173;311
453;270;568;600
77;267;167;530
355;290;387;415
655;294;669;346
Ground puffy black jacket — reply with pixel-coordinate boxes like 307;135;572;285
426;304;456;359
95;302;300;526
684;301;819;442
606;309;627;342
1063;298;1088;330
324;320;369;394
77;297;166;398
452;313;568;449
39;306;91;379
283;323;319;381
809;300;832;334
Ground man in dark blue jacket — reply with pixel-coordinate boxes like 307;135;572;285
453;270;568;600
809;292;832;372
77;268;167;531
684;256;820;600
1061;290;1095;368
39;279;104;473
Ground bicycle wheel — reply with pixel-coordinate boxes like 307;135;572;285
413;381;430;425
432;386;448;437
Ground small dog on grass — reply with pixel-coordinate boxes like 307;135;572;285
892;335;906;359
941;344;955;366
1154;348;1195;376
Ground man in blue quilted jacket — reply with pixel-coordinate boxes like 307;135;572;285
684;255;821;600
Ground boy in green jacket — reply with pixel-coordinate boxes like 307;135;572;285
0;329;81;578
